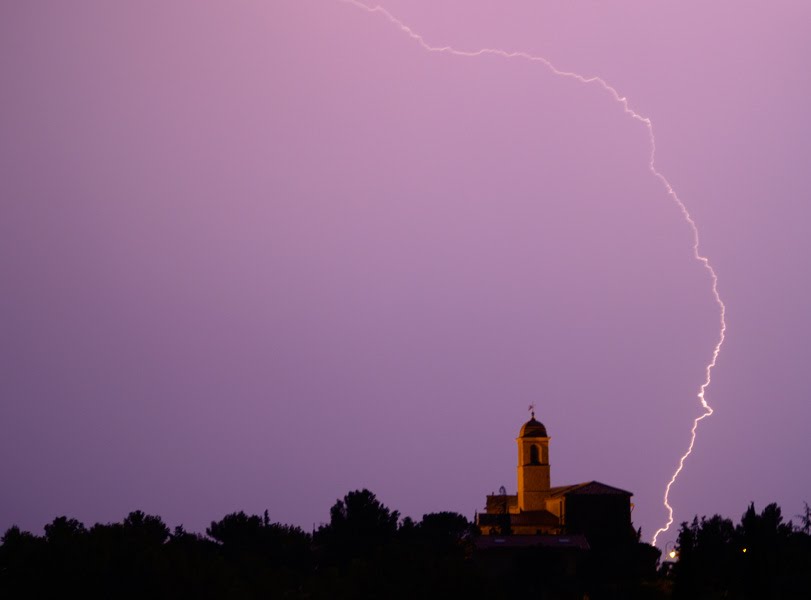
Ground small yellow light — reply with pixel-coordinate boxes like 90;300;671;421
742;548;747;553
669;550;677;559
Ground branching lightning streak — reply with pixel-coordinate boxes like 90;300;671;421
339;0;727;546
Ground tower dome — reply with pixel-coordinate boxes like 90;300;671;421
519;414;548;438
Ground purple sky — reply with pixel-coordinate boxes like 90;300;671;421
2;0;809;546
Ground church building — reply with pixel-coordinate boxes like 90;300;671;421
476;411;635;547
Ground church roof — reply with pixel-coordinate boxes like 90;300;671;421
518;416;548;438
475;534;590;551
477;509;559;528
510;510;560;526
548;481;633;497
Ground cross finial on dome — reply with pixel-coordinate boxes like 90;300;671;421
528;403;535;419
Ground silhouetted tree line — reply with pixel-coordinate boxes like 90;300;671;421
2;490;806;599
0;490;484;599
671;502;811;599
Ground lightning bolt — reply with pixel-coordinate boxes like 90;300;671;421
338;0;727;547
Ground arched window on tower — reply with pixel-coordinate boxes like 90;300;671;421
530;444;540;465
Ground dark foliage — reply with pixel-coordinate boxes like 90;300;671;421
314;488;399;565
5;494;805;599
673;502;811;600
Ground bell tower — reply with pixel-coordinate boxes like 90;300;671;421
516;407;550;512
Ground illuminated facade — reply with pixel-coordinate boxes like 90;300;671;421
477;413;635;545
